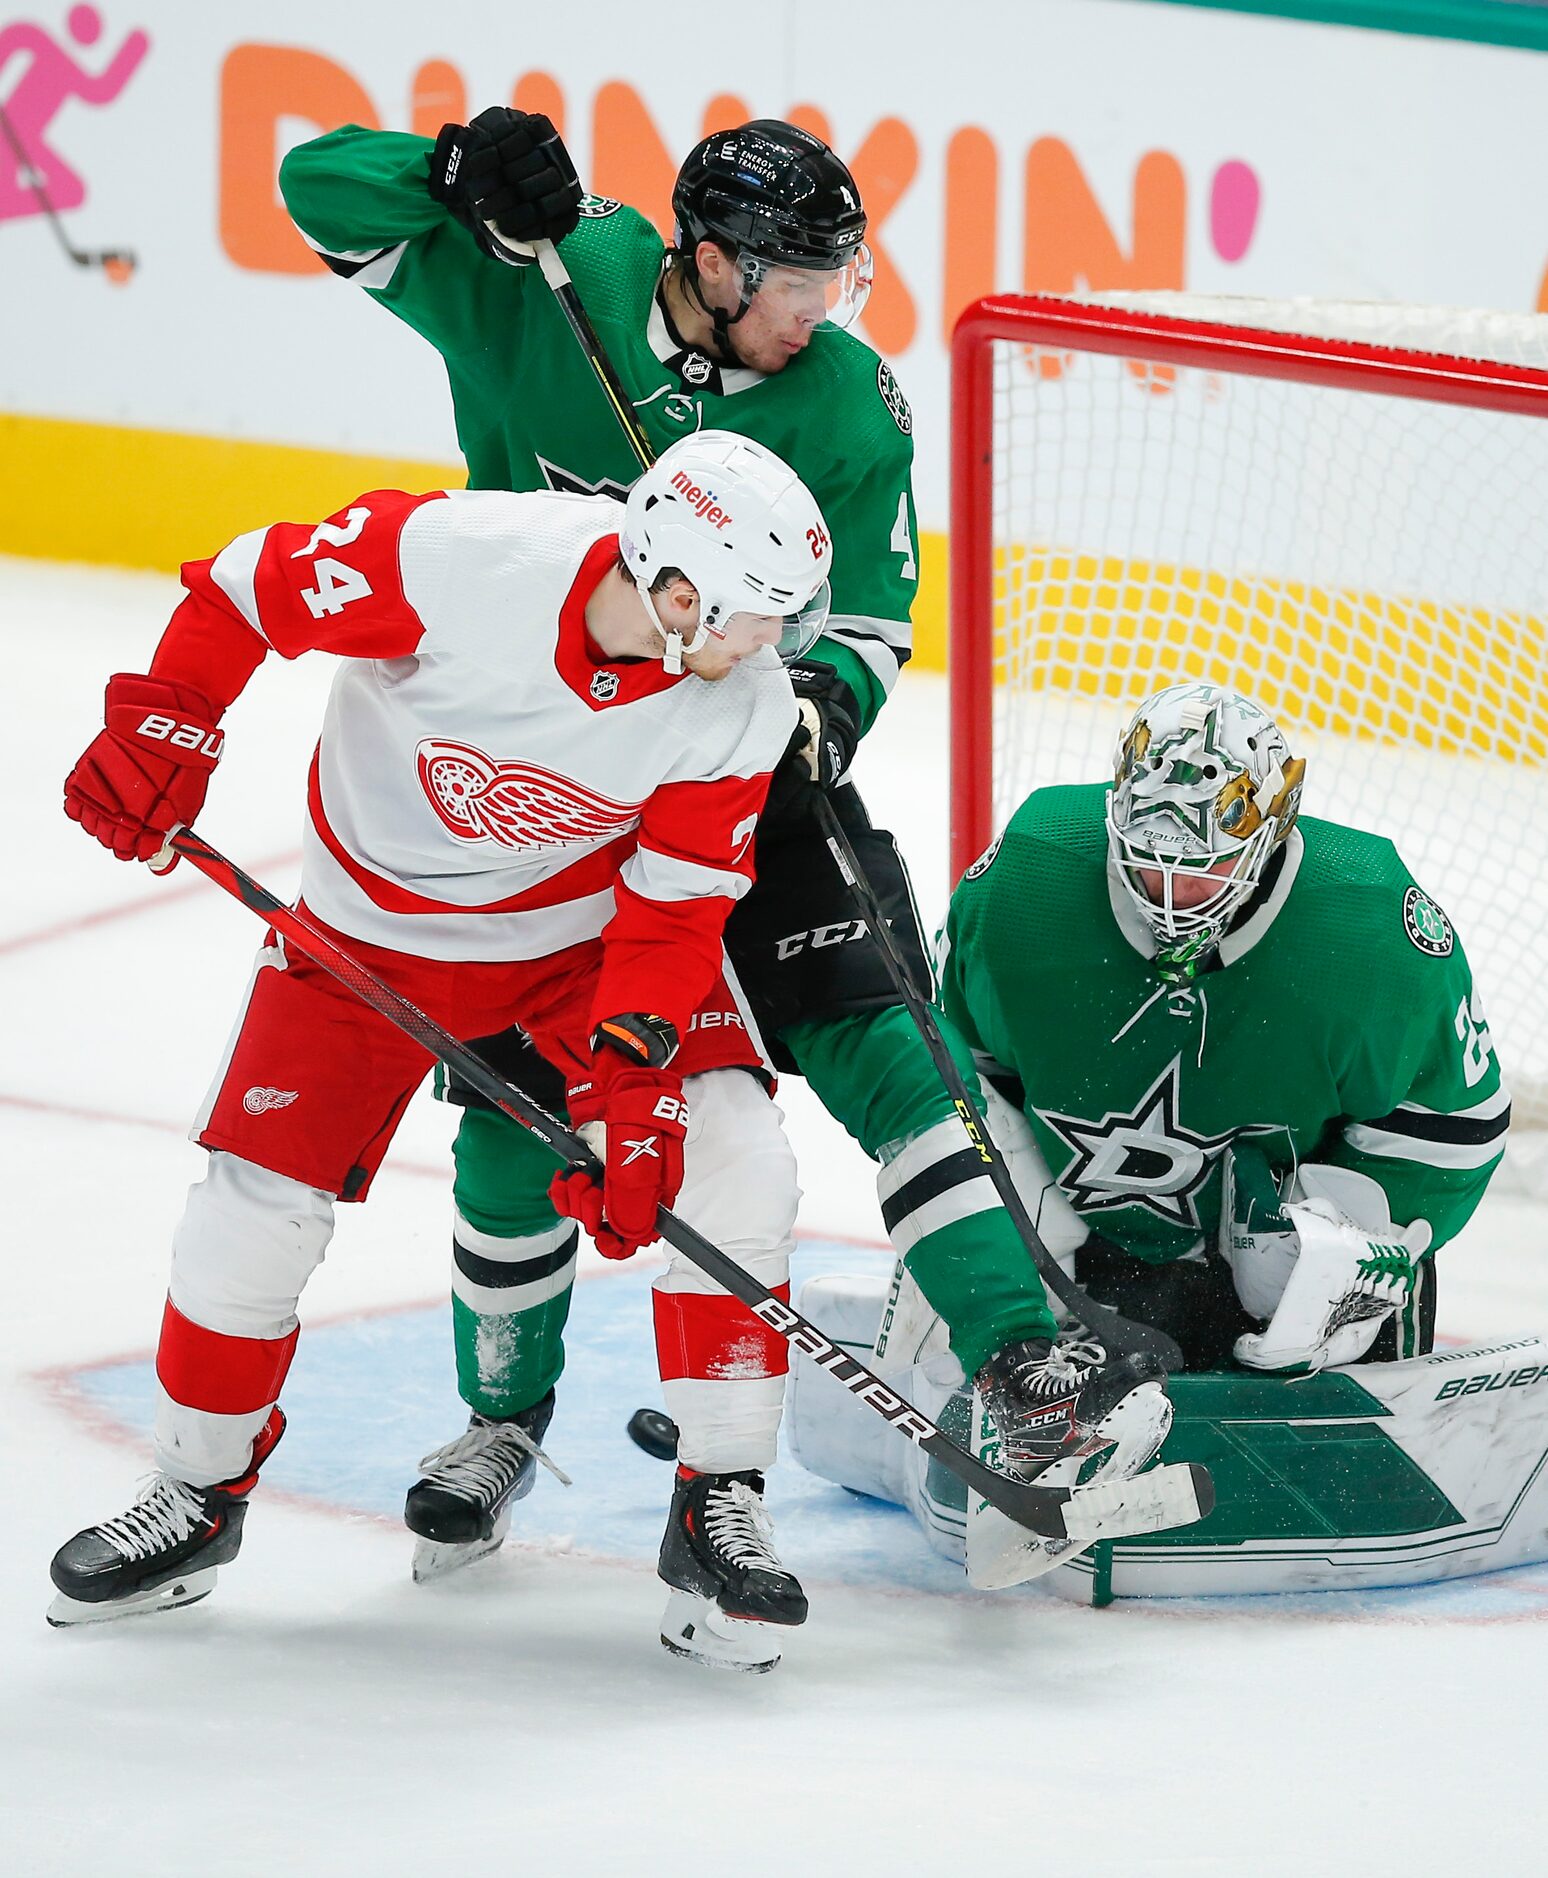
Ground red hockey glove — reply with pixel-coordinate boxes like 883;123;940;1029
550;1015;687;1260
63;674;224;871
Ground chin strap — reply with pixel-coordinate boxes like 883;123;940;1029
636;577;710;675
674;252;751;362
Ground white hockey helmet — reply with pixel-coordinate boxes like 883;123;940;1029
1107;682;1306;962
619;429;833;672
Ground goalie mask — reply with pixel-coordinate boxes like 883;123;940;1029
620;429;833;673
1107;684;1305;968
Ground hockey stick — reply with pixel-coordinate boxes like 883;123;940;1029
535;241;653;472
159;826;1212;1544
810;791;1187;1373
530;241;1187;1375
0;102;136;281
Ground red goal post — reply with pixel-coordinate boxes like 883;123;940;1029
948;291;1548;1132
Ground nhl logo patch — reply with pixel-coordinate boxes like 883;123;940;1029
577;195;623;217
877;360;913;435
681;351;714;387
590;669;621;703
1403;885;1453;957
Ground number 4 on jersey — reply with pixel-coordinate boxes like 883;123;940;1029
291;506;376;620
300;558;374;619
890;493;916;581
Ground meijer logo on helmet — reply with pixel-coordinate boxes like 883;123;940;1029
669;470;732;529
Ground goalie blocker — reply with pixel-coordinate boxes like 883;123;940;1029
787;1266;1548;1601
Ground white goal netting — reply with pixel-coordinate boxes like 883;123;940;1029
968;292;1548;1141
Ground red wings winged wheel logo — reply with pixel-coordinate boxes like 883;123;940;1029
416;739;642;848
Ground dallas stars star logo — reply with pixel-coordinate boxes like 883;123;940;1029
536;456;633;504
1126;706;1235;848
1039;1057;1234;1229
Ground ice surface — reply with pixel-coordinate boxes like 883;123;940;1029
4;556;1546;1876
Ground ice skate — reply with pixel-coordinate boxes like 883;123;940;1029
658;1468;806;1673
48;1408;284;1627
966;1336;1174;1588
975;1332;1172;1490
406;1390;567;1583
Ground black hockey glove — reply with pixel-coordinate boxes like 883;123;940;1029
427;107;582;265
762;666;862;827
787;665;861;788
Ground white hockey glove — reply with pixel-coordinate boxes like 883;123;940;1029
1233;1183;1430;1375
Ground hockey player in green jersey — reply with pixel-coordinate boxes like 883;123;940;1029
788;680;1510;1579
280;112;1171;1586
940;679;1507;1374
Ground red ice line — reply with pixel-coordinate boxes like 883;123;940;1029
0;846;303;958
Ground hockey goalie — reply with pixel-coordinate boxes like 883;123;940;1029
789;681;1548;1600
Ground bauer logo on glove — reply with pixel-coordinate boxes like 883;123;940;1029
548;1015;689;1259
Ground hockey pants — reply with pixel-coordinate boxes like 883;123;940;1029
447;1002;1059;1433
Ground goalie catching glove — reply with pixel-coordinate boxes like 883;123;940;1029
428;107;582;266
1221;1148;1431;1373
1234;1201;1427;1374
550;1014;687;1259
63;673;224;871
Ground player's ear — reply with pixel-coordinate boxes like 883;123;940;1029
694;240;731;286
663;577;700;624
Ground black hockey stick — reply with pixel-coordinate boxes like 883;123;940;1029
809;791;1187;1374
535;240;654;472
0;102;136;280
160;826;1209;1542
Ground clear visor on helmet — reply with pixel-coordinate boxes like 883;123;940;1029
708;578;832;665
737;249;873;330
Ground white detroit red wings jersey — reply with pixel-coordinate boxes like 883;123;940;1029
155;487;796;1028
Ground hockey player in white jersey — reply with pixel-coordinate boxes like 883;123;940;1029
50;431;831;1669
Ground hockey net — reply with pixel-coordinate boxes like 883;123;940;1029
949;292;1548;1153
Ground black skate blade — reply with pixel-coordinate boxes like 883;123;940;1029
46;1565;219;1628
659;1590;782;1672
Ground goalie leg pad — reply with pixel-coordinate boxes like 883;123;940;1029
785;1270;971;1564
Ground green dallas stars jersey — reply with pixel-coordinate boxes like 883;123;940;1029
937;783;1509;1264
278;126;917;732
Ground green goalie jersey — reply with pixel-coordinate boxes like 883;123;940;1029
279;126;918;732
938;783;1509;1264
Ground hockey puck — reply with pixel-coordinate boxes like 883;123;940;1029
627;1407;679;1461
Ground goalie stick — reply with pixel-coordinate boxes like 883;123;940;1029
158;826;1211;1545
530;236;1184;1374
0;102;136;281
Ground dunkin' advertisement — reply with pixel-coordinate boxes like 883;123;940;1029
2;0;1547;589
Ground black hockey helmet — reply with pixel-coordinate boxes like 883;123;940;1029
671;121;871;336
673;120;867;271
